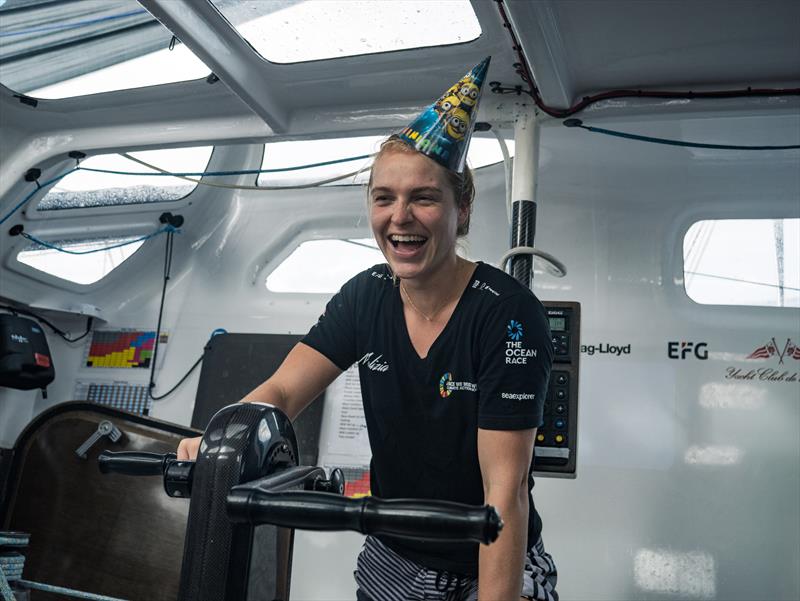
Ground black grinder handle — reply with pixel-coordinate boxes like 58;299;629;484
227;489;503;545
98;450;176;476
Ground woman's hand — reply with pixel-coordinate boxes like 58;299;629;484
177;435;203;460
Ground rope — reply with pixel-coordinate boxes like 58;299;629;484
0;152;373;226
19;225;178;255
0;168;78;226
0;532;128;601
563;119;800;150
118;152;371;190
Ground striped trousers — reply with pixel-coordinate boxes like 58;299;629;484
354;535;558;601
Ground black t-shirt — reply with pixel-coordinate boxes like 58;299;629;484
302;261;553;576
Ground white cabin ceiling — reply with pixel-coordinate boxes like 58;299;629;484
0;0;797;141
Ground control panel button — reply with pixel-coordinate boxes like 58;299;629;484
555;388;567;401
536;433;546;443
555;372;568;386
555;403;567;415
554;434;567;445
554;418;566;430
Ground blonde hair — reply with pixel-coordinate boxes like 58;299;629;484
367;135;475;236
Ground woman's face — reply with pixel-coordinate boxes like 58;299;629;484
369;149;467;283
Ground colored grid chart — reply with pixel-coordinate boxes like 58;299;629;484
334;466;371;498
75;380;151;414
86;330;167;368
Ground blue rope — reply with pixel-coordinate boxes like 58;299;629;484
563;119;800;150
16;580;129;601
0;153;372;226
0;533;128;600
79;153;374;177
0;9;149;38
20;226;178;255
0;167;78;227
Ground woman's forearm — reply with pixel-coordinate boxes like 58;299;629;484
478;485;529;600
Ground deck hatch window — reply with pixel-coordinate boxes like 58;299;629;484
267;238;384;293
0;0;210;99
683;218;799;308
212;0;482;64
37;147;214;211
259;135;514;188
17;236;145;285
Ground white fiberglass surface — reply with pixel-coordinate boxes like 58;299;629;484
17;237;144;284
213;0;481;64
684;218;800;308
258;135;514;187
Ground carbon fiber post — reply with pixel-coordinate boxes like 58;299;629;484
178;403;298;601
510;199;537;287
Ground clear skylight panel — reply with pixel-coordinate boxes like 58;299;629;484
683;218;800;308
213;0;482;63
0;0;210;98
258;135;514;188
17;236;145;285
38;147;213;211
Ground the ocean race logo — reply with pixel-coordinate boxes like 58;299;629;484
507;320;524;341
505;319;538;365
438;372;477;397
726;337;800;384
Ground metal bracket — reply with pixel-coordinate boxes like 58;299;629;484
75;420;122;459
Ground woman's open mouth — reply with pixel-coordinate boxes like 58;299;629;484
388;234;428;254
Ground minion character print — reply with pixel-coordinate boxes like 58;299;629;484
398;56;490;173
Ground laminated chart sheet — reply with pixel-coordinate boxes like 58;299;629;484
84;329;168;369
318;365;372;497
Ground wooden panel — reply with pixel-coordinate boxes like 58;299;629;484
2;403;198;601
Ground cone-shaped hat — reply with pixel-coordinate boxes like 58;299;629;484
397;56;491;173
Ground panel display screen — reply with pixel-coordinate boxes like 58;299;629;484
548;317;566;331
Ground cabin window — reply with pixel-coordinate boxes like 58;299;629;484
0;0;210;99
37;147;214;211
17;236;145;285
258;136;514;188
683;218;799;308
213;0;481;64
267;238;383;293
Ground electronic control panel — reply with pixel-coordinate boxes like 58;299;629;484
534;301;580;477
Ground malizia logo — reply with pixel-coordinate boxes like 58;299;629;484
507;320;523;341
747;338;800;365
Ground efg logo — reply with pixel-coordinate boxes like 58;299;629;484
507;320;523;341
668;341;709;360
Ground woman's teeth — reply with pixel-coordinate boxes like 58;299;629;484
389;235;427;248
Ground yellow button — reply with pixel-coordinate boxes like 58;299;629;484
555;434;564;444
536;434;545;442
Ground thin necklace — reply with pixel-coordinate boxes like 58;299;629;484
400;262;464;322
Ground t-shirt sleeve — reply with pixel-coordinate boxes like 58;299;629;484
301;275;360;371
477;293;553;430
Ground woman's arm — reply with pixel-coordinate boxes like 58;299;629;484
177;342;342;459
477;427;536;600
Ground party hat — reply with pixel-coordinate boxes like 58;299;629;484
398;56;491;174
